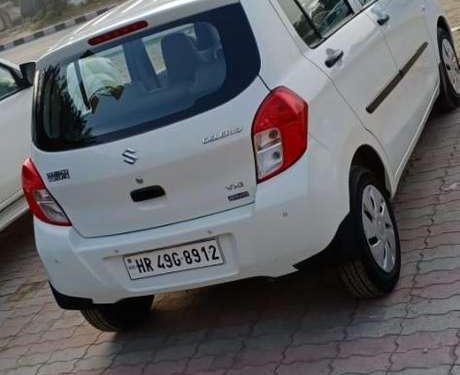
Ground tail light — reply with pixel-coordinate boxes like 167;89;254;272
252;87;308;183
22;158;71;226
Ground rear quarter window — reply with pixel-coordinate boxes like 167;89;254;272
34;4;260;151
0;66;19;100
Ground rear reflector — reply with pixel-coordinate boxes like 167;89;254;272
22;158;71;227
88;20;148;45
252;87;308;183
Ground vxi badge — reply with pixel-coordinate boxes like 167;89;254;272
202;128;243;145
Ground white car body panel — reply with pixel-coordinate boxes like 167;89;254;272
35;137;342;302
0;61;32;231
370;0;439;176
37;0;239;69
301;8;404;174
33;78;266;238
30;0;450;303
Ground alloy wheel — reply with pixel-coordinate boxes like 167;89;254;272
442;38;460;95
361;185;397;273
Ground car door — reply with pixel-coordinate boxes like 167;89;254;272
277;0;413;175
363;0;438;172
0;62;32;208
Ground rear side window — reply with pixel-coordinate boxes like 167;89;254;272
279;0;354;47
34;4;260;151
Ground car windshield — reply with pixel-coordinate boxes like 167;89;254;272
34;4;260;151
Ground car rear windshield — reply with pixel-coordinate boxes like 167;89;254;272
33;4;261;151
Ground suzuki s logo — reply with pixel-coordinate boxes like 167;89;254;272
122;149;138;165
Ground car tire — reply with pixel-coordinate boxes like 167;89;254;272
437;27;460;112
81;295;154;332
339;167;401;299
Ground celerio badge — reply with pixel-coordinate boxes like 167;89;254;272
202;128;243;145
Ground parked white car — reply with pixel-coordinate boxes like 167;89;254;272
23;0;460;331
0;59;32;231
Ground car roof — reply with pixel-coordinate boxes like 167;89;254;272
39;0;238;66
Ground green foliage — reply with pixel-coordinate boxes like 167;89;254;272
32;0;67;23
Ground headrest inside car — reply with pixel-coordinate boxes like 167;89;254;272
161;33;200;85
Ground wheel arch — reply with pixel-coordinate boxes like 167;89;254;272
351;145;392;197
438;16;454;43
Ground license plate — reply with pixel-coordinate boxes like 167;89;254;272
124;239;224;280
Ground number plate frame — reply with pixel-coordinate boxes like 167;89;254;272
123;239;224;280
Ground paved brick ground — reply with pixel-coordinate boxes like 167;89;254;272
2;109;460;375
2;5;460;374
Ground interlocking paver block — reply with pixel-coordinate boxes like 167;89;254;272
412;280;460;300
74;356;113;372
407;295;460;317
112;349;153;367
293;327;346;345
421;245;460;261
414;267;460;287
388;367;451;375
346;319;403;340
186;354;234;373
390;346;454;371
197;338;243;357
352;303;407;323
17;352;51;367
153;344;195;362
401;311;460;335
49;346;87;363
331;353;391;374
103;364;144;375
37;360;75;375
396;330;458;353
85;342;123;359
143;359;187;375
338;336;397;358
4;365;40;375
0;357;18;372
227;363;277;375
277;360;331;375
284;342;337;364
418;257;460;274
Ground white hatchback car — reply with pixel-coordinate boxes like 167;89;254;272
0;59;33;231
23;0;460;331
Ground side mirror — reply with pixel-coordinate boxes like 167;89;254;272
19;62;36;87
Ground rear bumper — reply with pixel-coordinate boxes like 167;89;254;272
35;139;349;304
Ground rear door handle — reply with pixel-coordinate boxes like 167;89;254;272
131;185;165;202
325;49;344;68
377;14;390;26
